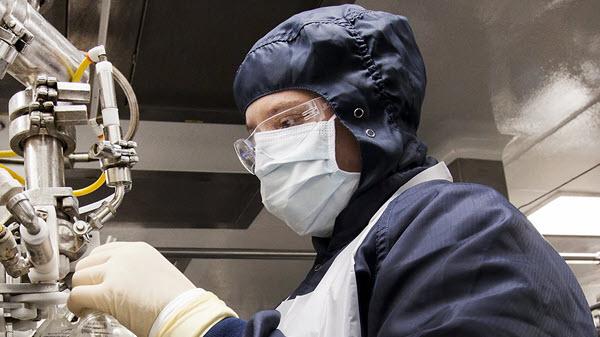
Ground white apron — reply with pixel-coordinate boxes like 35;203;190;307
275;162;453;337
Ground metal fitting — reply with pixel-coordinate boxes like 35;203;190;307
54;105;89;126
61;196;79;218
87;45;106;62
90;139;138;173
6;193;40;235
105;167;132;188
87;184;126;229
58;219;87;261
0;226;30;278
0;40;19;79
90;140;120;159
72;220;89;235
56;82;91;103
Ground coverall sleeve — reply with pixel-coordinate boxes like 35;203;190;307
354;183;594;337
204;311;286;337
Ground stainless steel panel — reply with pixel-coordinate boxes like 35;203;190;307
39;0;67;34
67;0;144;78
505;105;600;210
131;0;329;124
183;258;313;319
448;158;508;198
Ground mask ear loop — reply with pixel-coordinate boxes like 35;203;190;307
327;114;340;172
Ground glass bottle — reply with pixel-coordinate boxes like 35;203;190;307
70;312;135;337
34;306;74;337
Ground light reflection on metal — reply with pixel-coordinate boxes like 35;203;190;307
560;252;600;265
159;248;317;260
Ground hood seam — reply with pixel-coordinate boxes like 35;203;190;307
239;12;402;131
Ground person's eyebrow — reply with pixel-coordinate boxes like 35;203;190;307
246;97;314;133
266;99;306;117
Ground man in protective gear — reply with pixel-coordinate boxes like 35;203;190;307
68;5;595;337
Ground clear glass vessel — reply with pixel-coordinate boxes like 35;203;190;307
34;306;74;337
70;312;135;337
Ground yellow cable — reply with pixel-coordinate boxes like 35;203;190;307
73;173;106;197
0;150;17;158
71;53;106;197
71;55;92;82
0;164;25;185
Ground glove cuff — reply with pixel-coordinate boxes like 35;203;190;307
149;288;238;337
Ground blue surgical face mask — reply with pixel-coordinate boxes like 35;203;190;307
253;117;360;237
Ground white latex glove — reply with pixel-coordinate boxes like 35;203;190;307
67;242;196;337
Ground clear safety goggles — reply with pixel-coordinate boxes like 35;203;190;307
234;97;331;174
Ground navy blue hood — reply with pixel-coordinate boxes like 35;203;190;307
234;5;431;194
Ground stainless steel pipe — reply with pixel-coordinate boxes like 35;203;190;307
560;252;600;263
87;184;126;228
5;0;86;85
23;135;65;189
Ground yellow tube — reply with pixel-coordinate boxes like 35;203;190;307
71;55;92;82
71;54;106;197
0;149;107;197
73;173;106;197
0;164;25;185
0;150;17;158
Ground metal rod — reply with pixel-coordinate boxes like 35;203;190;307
112;65;140;141
97;0;111;46
560;252;600;263
560;252;600;261
23;135;65;189
545;234;600;239
0;158;24;164
130;0;150;82
89;0;112;124
158;248;317;260
159;249;600;262
68;152;94;163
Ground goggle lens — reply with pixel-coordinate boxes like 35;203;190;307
233;97;329;174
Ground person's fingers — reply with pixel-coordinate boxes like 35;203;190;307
67;284;108;316
72;264;105;287
91;241;132;254
75;252;112;272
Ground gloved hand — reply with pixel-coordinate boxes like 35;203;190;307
67;242;236;337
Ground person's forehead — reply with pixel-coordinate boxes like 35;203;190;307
245;90;318;130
